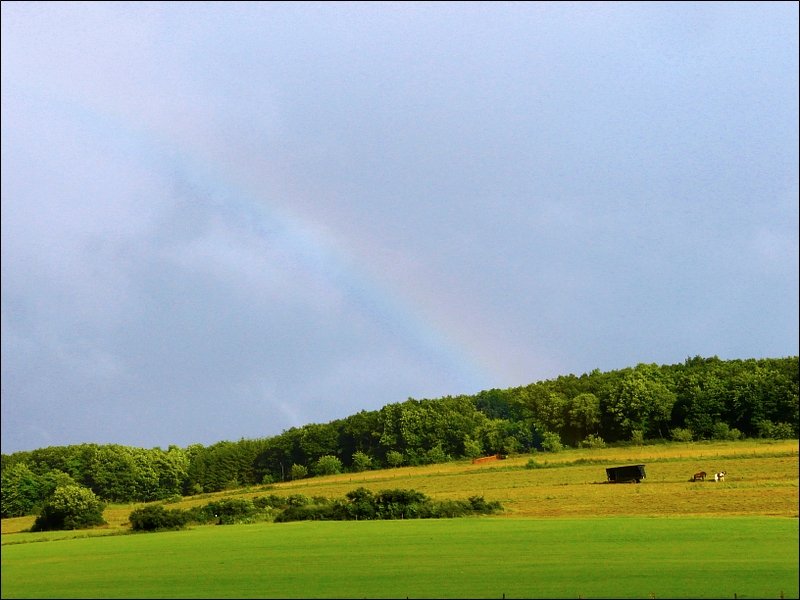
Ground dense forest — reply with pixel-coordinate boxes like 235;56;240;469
2;355;797;518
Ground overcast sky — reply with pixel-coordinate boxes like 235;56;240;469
2;1;797;454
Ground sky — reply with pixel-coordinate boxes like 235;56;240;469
2;1;798;454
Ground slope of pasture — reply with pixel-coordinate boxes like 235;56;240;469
156;439;798;520
1;440;797;541
257;440;798;519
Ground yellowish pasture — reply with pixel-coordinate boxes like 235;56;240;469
2;439;797;540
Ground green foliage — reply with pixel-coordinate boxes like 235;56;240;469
525;458;545;469
756;420;795;439
38;469;78;498
579;434;607;449
607;367;677;438
670;427;694;442
204;498;257;524
131;495;280;532
386;450;404;468
273;503;344;522
289;463;308;480
2;355;797;506
286;494;312;507
345;487;377;519
1;463;43;517
567;392;601;444
299;423;340;465
462;436;483;459
630;429;645;446
540;431;563;452
312;455;342;476
474;388;513;419
425;444;450;464
30;485;106;531
273;488;502;522
129;504;190;531
184;439;267;494
351;451;372;472
712;422;742;441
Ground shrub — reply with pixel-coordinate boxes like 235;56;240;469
580;434;607;449
129;504;190;531
345;487;376;520
670;428;694;442
462;437;483;459
374;488;428;519
204;498;257;524
757;420;795;440
711;422;742;441
427;499;469;518
289;464;308;480
252;495;281;509
386;450;404;468
540;431;563;453
286;494;312;507
253;494;288;509
426;445;449;464
313;455;343;476
274;503;344;522
273;488;503;523
467;496;503;514
30;485;106;531
351;451;372;472
630;430;645;446
525;458;546;469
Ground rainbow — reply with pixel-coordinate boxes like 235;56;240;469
58;95;501;398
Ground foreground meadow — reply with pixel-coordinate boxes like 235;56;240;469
1;440;798;598
2;517;797;599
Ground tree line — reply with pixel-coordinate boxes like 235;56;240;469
2;355;797;517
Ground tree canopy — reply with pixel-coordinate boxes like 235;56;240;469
2;355;797;514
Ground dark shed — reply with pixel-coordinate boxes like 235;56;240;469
606;464;646;483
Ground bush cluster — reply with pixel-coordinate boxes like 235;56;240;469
128;504;191;531
30;485;106;532
129;497;274;531
128;488;502;531
273;487;502;523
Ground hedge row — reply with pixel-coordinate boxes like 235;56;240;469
128;489;502;531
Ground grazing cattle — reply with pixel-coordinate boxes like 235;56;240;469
714;471;726;482
691;471;706;482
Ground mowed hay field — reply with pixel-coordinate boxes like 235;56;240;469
257;439;799;519
2;439;797;538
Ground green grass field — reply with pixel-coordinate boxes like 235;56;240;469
2;517;797;599
2;439;798;598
